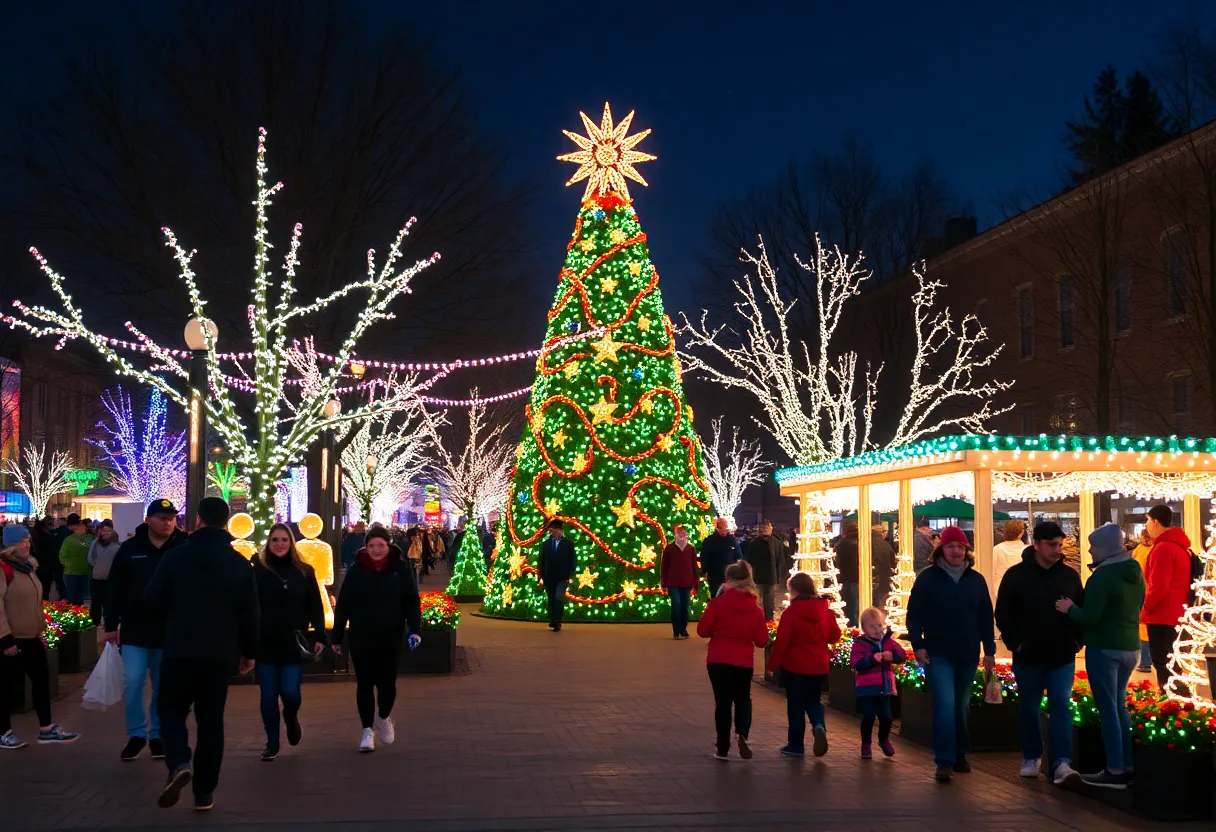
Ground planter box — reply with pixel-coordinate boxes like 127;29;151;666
1040;716;1105;776
828;665;857;714
398;629;456;674
1131;744;1214;821
57;627;98;674
898;684;1019;751
6;647;59;714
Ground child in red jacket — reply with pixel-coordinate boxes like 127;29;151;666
697;561;769;761
850;607;907;759
768;572;842;758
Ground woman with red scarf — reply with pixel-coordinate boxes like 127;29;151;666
332;527;421;753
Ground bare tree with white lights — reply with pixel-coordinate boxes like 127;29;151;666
700;418;768;524
3;442;74;519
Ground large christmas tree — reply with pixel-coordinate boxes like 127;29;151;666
481;104;714;622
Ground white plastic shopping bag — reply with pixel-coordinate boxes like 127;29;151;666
81;643;124;710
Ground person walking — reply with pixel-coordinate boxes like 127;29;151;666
768;572;841;758
697;561;768;761
1140;505;1192;692
103;499;188;762
252;524;327;762
87;520;121;626
699;518;739;599
1;525;79;749
405;527;423;579
37;516;70;602
1055;523;1146;789
538;519;576;631
991;519;1027;597
331;526;421;753
745;520;783;621
850;607;906;760
660;524;699;639
58;514;94;606
147;498;259;812
905;525;996;784
1130;528;1153;672
912;518;934;574
993;521;1084;786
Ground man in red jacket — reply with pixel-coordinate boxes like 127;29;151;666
1141;505;1192;691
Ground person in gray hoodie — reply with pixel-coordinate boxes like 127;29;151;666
87;520;122;626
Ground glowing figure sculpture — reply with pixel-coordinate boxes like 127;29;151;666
295;512;335;628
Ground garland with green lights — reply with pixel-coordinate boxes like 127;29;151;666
481;192;714;622
776;433;1216;484
446;528;489;600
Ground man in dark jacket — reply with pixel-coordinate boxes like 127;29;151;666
146;497;258;813
994;521;1084;786
746;519;784;621
699;518;740;598
538;518;576;630
832;522;895;626
102;498;188;762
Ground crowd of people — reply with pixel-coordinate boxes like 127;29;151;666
1;496;425;813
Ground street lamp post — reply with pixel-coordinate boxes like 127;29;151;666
183;317;217;531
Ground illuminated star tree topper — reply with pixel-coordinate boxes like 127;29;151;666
558;102;656;203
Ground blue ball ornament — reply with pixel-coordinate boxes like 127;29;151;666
593;209;606;221
631;368;644;381
623;463;638;476
567;320;581;334
517;492;528;503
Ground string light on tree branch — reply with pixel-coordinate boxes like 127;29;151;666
2;443;74;518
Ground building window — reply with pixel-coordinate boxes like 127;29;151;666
1166;230;1187;317
1017;286;1034;358
1020;406;1036;435
1115;270;1132;333
1050;395;1079;433
1058;275;1075;347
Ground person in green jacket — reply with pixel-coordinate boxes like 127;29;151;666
57;514;95;607
1055;523;1145;791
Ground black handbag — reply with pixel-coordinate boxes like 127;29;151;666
294;630;319;662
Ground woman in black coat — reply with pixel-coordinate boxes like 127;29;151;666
332;526;421;753
252;524;326;761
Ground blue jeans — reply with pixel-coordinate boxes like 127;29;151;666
923;657;975;766
256;663;304;747
63;573;90;606
1012;659;1074;766
668;587;692;636
1139;640;1151;668
121;645;163;740
1086;647;1138;773
783;672;825;750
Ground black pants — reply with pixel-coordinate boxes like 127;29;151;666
545;580;568;626
783;671;826;750
351;639;400;729
1;638;52;733
1146;623;1179;691
859;694;893;743
707;662;753;753
706;574;724;599
89;578;108;626
37;564;65;602
158;659;231;797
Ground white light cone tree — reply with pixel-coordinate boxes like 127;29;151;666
2;442;74;518
7;129;438;537
89;386;187;507
1165;521;1216;707
435;392;514;598
341;399;438;526
701;417;768;524
680;236;1010;626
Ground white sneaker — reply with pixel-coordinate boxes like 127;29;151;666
1020;758;1041;778
1053;761;1081;786
379;716;395;746
359;728;375;753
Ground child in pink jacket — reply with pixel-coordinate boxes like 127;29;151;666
849;607;907;759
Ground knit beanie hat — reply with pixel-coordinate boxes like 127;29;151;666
3;524;31;548
1088;523;1125;564
938;526;969;548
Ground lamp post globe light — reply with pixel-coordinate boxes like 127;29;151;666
184;317;217;531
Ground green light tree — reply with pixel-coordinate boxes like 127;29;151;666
481;104;714;622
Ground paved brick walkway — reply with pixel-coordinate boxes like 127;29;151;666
1;595;1204;831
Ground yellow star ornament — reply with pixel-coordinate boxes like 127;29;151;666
638;543;657;566
637;314;651;331
543;498;560;518
550;428;569;449
563;360;580;380
502;584;514;606
610;228;627;244
655;433;674;452
611;499;639;528
673;494;689;512
622;581;638;600
557;102;657;203
579;238;596;253
628;261;643;277
589;395;619;425
577;567;598;589
508;552;526;579
591;331;622;364
599;276;619;295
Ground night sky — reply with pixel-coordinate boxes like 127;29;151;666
3;0;1212;316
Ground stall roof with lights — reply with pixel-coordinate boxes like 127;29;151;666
776;434;1216;609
